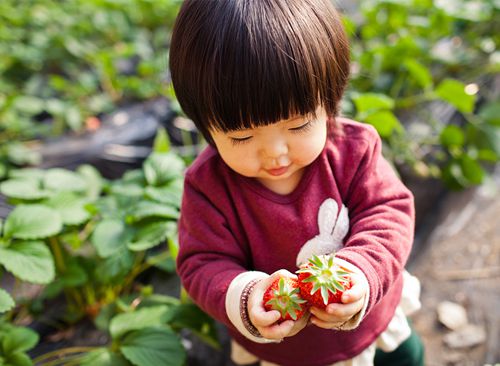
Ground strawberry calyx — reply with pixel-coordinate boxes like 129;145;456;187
296;254;351;306
264;277;307;321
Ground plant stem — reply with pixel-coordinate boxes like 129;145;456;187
49;237;66;273
33;346;97;365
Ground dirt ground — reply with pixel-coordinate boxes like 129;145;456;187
408;167;500;366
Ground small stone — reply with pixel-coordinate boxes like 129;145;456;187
443;324;486;349
437;301;468;330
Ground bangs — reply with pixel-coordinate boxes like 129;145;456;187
170;0;349;139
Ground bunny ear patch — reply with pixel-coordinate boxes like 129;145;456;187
317;198;339;236
295;198;350;267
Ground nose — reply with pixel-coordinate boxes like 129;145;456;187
260;136;288;160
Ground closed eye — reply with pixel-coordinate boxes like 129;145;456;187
229;136;253;145
289;120;313;133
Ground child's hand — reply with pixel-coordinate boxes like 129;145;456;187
247;270;309;340
309;272;367;329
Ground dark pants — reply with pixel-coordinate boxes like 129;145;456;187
374;329;425;366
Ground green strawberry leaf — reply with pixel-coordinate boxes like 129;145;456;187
0;289;15;313
440;125;465;147
119;327;186;366
127;221;176;252
2;352;33;366
353;93;395;114
153;127;171;153
126;201;179;223
143;153;185;187
0;179;49;200
91;219;132;258
110;306;169;339
364;110;402;138
404;59;433;89
77;164;105;200
435;79;476;114
43;168;88;193
0;241;55;284
1;326;39;354
44;192;91;226
4;205;62;239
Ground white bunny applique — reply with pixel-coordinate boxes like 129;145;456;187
296;198;350;267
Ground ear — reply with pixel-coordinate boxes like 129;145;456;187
317;198;339;238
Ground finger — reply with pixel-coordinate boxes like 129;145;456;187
251;308;282;327
310;301;362;322
310;315;344;330
260;320;294;339
341;274;366;303
325;301;363;319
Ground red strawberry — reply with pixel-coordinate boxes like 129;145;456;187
263;277;307;322
297;254;352;309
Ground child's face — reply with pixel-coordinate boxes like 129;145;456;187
210;106;328;194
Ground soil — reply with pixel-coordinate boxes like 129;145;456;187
408;166;500;366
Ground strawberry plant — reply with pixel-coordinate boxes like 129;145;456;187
0;130;218;365
344;0;500;189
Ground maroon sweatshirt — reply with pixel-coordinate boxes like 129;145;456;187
177;118;415;366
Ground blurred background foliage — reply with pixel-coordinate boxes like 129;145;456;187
0;0;498;185
0;0;181;174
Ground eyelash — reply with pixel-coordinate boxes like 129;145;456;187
289;120;313;134
230;136;252;146
229;120;314;146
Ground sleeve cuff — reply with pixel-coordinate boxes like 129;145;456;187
334;258;370;331
225;271;278;343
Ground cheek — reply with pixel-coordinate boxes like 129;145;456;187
219;145;260;176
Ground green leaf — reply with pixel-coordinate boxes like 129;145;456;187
3;352;33;366
4;205;62;239
1;326;39;354
95;248;135;283
460;155;485;185
126;201;179;223
440;125;465;147
167;303;220;349
363;110;402;138
143;153;185;187
153;128;171;153
144;180;183;208
435;79;476;114
77;165;104;200
110;306;169;339
353;93;395;114
0;289;15;313
0;179;49;200
479;102;500;126
0;241;55;284
403;59;433;89
91;220;131;257
44;192;90;226
43;168;88;193
128;221;175;251
120;328;186;366
80;348;130;366
13;95;44;115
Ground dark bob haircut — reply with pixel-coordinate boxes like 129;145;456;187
169;0;350;144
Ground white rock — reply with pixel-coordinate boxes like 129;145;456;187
443;324;486;349
437;301;468;330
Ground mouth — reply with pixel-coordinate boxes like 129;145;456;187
265;165;290;176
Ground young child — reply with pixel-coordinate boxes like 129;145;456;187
170;1;423;365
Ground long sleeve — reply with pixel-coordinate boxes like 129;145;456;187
334;125;415;316
177;174;248;327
